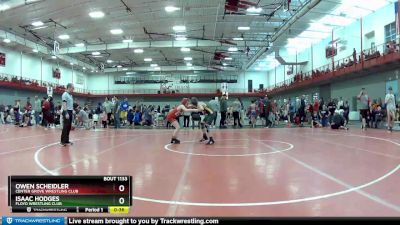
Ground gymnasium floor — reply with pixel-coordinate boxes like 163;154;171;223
0;125;399;217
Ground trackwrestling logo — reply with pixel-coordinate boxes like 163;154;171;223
2;217;64;225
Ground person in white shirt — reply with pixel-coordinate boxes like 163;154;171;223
337;97;344;109
385;87;396;132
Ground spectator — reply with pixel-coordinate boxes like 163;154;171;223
13;100;21;126
327;98;337;124
385;86;396;132
263;95;272;128
208;97;220;128
75;106;94;130
133;108;142;125
0;102;5;124
103;97;113;125
127;107;135;127
183;110;190;128
357;88;370;130
337;97;344;110
319;104;329;127
343;100;350;124
111;96;120;128
101;111;108;128
353;48;357;63
219;94;228;128
32;96;41;126
120;97;129;126
298;95;306;126
331;110;348;130
232;97;242;128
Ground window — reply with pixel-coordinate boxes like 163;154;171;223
384;22;396;43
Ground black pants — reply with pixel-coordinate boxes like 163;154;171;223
265;111;271;127
102;121;107;128
233;111;242;127
212;112;217;125
107;113;112;125
61;110;73;144
220;111;227;126
184;116;190;127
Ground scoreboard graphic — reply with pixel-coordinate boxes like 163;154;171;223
8;176;132;213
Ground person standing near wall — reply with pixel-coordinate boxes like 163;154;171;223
103;97;112;126
385;87;396;133
113;96;121;129
232;97;242;128
357;88;370;131
60;83;74;146
298;95;306;127
0;102;5;124
264;95;271;128
208;97;220;128
220;94;228;128
33;96;41;126
343;100;350;124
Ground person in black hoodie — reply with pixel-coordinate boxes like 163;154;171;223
327;98;336;124
298;95;306;126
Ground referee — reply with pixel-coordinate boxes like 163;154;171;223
61;83;74;146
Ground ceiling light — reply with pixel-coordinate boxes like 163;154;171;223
0;4;10;11
122;68;128;71
186;63;192;67
255;67;261;71
225;57;232;60
123;39;133;43
175;36;187;41
154;67;161;70
126;72;135;75
83;67;86;70
89;11;105;18
96;70;98;73
150;64;158;67
31;26;48;31
228;47;238;52
173;25;186;32
91;70;94;72
144;58;152;62
134;49;144;53
70;62;74;65
51;55;57;59
117;65;122;68
238;26;250;31
75;43;85;47
31;21;44;27
165;6;180;12
233;37;243;41
91;51;101;56
93;55;103;58
180;47;190;52
106;59;113;63
3;39;11;43
222;63;228;66
32;49;39;53
58;34;70;40
110;29;123;35
246;7;262;13
184;57;192;61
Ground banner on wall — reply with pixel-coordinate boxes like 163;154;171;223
0;52;5;66
76;75;84;85
53;68;61;79
47;86;53;97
